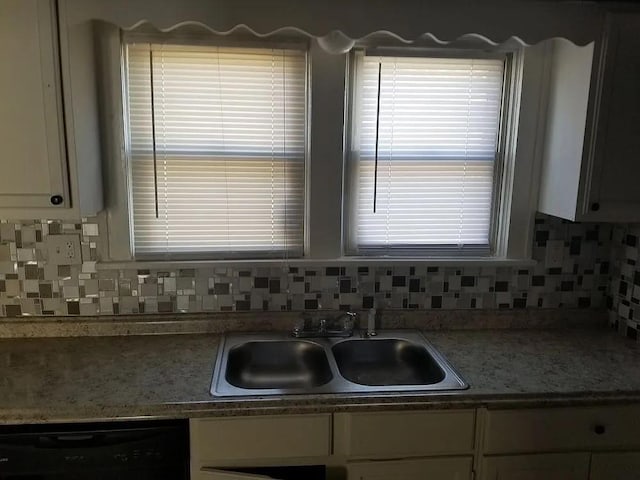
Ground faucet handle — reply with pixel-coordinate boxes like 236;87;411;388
293;317;305;335
293;314;311;335
340;311;357;332
319;318;327;333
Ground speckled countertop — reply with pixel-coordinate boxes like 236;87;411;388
1;328;640;424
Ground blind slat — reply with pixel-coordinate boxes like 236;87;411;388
126;43;306;257
350;55;504;252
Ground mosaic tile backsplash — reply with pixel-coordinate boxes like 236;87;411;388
0;214;612;317
609;223;640;338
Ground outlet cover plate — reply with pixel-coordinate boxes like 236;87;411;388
46;234;82;265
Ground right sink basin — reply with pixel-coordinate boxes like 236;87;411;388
332;338;446;386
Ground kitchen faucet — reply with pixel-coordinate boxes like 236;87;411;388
292;312;356;338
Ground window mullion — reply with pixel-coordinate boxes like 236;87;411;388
305;40;347;259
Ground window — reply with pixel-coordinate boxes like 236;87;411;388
105;31;535;264
345;51;508;256
124;42;307;259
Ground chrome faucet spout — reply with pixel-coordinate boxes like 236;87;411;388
366;308;377;337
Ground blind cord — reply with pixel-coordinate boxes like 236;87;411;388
215;47;231;249
148;47;159;219
282;49;289;265
373;61;382;214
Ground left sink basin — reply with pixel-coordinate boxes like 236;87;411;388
225;340;333;389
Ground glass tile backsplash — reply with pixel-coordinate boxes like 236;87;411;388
0;214;612;317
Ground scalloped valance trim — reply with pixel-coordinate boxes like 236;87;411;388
122;22;541;53
61;0;605;48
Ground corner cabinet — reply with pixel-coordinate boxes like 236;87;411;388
0;0;102;219
537;12;640;222
481;405;640;480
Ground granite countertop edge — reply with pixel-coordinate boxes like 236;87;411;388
3;391;640;425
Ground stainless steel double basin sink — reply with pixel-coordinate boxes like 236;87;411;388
211;330;468;397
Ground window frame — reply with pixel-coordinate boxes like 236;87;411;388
343;46;518;258
98;24;548;266
119;32;311;261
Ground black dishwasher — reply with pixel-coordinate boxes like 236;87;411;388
0;419;189;479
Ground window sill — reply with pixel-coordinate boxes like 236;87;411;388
96;257;537;270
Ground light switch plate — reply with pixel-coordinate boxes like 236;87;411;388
46;234;82;265
544;240;565;268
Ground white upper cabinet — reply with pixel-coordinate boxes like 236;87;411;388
0;0;102;219
0;0;68;211
538;12;640;222
587;13;640;222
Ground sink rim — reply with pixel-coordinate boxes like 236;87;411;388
211;330;468;397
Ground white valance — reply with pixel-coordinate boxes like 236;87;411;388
61;0;604;47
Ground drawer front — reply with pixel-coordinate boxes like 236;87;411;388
193;470;274;480
590;452;640;480
190;414;331;464
334;410;476;458
482;453;590;480
485;405;640;454
347;457;473;480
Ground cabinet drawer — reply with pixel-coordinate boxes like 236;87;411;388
482;453;590;480
190;414;331;464
591;452;640;480
334;410;476;458
347;457;473;480
485;406;640;454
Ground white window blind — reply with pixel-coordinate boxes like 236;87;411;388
348;53;505;255
125;43;306;258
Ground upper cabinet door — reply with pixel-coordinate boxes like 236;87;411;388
537;13;640;222
0;0;69;210
584;13;640;222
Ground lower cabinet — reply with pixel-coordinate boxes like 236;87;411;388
482;453;590;480
482;406;640;480
190;415;331;480
190;414;331;467
334;410;476;459
189;406;640;480
590;452;640;480
347;457;473;480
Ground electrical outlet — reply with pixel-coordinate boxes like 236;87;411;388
46;234;82;265
545;240;565;268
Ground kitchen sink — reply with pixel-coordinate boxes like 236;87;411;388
226;340;333;389
211;330;467;397
332;339;446;386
